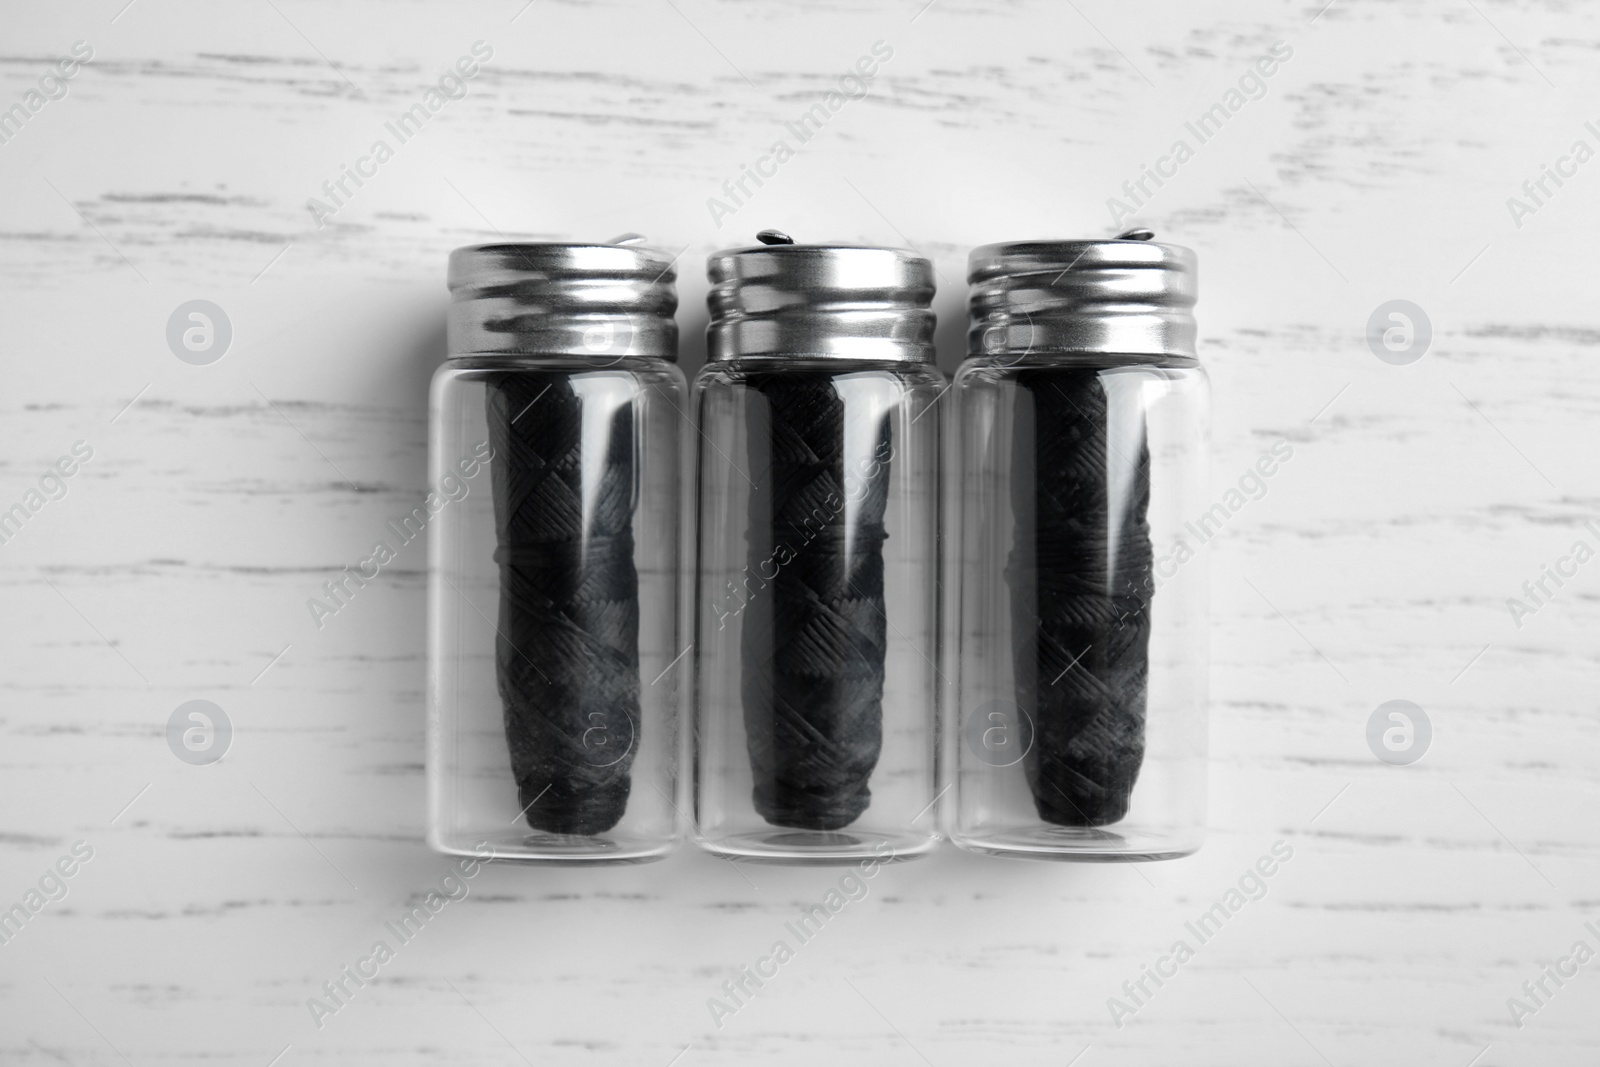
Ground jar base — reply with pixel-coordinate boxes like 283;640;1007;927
428;828;676;866
950;825;1200;862
695;827;939;866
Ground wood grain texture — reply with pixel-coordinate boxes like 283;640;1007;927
1;0;1598;1063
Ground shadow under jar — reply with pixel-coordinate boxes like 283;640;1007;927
949;234;1209;861
692;234;943;864
427;242;686;864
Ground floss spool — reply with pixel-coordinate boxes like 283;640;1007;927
428;240;685;863
692;231;944;864
950;231;1210;861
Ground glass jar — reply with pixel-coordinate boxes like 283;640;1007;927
692;234;943;864
427;242;686;864
949;234;1208;860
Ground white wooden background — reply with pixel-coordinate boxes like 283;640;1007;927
2;0;1597;1063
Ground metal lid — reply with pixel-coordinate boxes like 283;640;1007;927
967;231;1197;359
706;230;936;362
447;240;678;360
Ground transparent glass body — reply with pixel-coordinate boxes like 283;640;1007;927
948;352;1208;860
692;358;944;863
427;355;686;863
